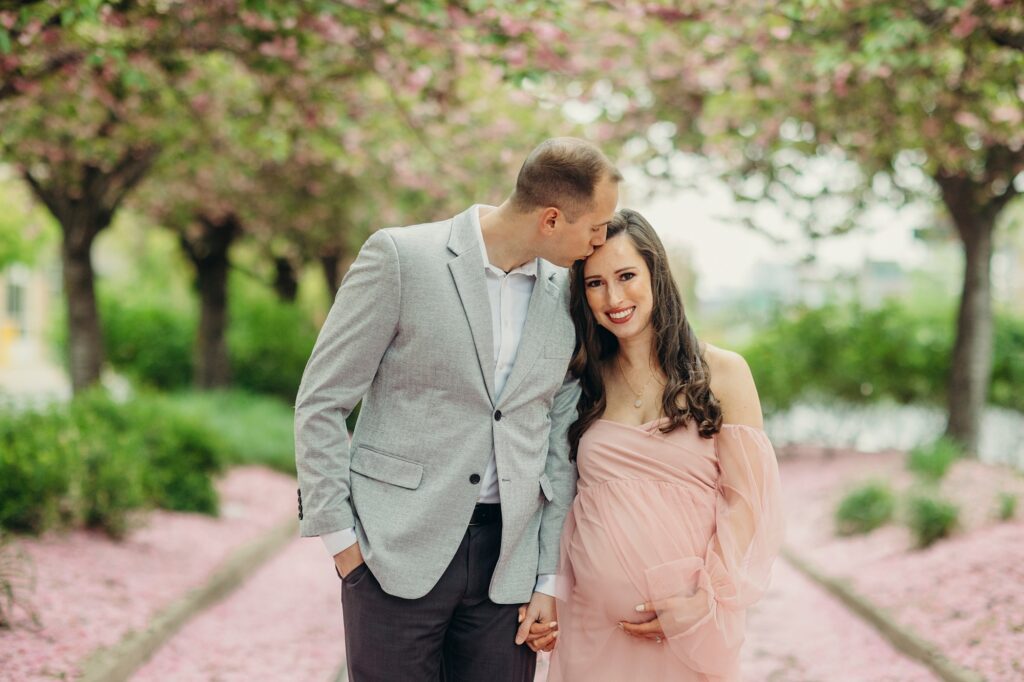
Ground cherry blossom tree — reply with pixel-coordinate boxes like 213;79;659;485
0;0;575;392
575;0;1024;453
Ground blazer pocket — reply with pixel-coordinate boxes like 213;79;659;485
538;473;554;502
350;446;424;490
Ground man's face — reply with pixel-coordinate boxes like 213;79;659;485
546;175;618;267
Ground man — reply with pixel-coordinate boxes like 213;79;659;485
295;137;621;681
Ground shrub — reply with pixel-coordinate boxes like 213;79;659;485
906;493;959;548
743;301;1024;414
835;481;896;536
71;392;224;517
997;492;1017;521
0;390;224;538
906;437;963;483
228;283;318;401
0;410;77;533
162;390;295;474
135;401;224;515
100;295;195;390
66;394;150;537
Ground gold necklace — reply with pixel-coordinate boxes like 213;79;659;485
617;357;656;409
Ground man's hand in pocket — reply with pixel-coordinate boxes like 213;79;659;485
334;542;364;578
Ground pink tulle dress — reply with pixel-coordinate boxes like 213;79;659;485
548;418;783;682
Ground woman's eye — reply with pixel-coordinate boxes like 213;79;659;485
621;272;635;281
585;280;603;288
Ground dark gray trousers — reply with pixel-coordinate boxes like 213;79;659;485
340;521;536;682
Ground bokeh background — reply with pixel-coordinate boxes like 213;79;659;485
1;1;1022;680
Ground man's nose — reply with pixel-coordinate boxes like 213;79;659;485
592;225;607;246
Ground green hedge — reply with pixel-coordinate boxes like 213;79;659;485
228;284;318;401
101;296;195;390
0;391;224;539
744;301;1024;413
92;280;317;402
161;389;296;474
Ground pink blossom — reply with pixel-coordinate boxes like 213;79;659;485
770;25;792;41
499;15;528;38
833;61;854;97
407;65;432;92
533;22;562;43
503;44;528;69
954;110;982;129
991;104;1022;125
240;11;276;32
952;11;980;39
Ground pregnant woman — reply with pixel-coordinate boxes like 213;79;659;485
546;209;784;681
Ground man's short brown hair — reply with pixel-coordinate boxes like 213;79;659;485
510;138;622;222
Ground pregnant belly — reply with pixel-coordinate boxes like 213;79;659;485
568;519;653;625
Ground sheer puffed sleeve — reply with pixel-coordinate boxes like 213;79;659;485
643;424;784;677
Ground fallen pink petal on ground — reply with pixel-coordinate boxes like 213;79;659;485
781;447;1024;681
0;466;296;682
742;559;939;681
132;537;344;682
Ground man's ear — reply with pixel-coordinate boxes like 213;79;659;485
540;207;560;235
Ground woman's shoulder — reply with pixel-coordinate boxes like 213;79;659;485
702;343;764;429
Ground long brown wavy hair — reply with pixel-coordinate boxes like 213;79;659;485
567;208;722;459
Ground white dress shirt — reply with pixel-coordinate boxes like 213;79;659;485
322;206;556;596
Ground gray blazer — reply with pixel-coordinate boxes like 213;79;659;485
294;207;579;603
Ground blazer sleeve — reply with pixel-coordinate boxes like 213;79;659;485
294;229;401;537
537;372;581;575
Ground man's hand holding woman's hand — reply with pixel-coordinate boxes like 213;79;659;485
516;592;559;652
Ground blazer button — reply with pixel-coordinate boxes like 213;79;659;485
494;410;502;421
469;473;481;484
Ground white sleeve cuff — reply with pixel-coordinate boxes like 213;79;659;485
534;573;558;598
321;528;358;557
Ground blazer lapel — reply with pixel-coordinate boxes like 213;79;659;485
447;209;496;404
497;260;561;406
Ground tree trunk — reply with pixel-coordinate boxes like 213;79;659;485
320;251;341;295
273;256;299;302
944;213;995;455
21;148;158;394
936;167;1012;456
180;214;240;389
320;248;354;296
60;218;105;393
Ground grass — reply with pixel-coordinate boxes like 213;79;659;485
161;390;296;474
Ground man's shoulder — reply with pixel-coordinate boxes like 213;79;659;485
377;216;454;253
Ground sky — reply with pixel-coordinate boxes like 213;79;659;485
622;162;937;301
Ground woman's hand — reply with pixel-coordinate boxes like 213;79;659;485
618;615;666;643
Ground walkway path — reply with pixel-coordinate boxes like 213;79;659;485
131;538;344;682
743;558;939;681
129;543;939;681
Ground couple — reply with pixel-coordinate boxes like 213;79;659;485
294;138;783;681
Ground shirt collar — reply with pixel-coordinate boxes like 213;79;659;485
472;205;539;278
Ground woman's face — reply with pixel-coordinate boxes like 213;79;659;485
582;233;654;342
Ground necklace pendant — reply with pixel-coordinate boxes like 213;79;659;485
633;398;643;408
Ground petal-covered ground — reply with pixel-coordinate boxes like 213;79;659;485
3;450;1020;681
781;446;1024;681
132;536;344;682
0;466;297;682
742;559;939;681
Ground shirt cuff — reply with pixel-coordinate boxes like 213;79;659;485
534;573;557;598
321;528;358;557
